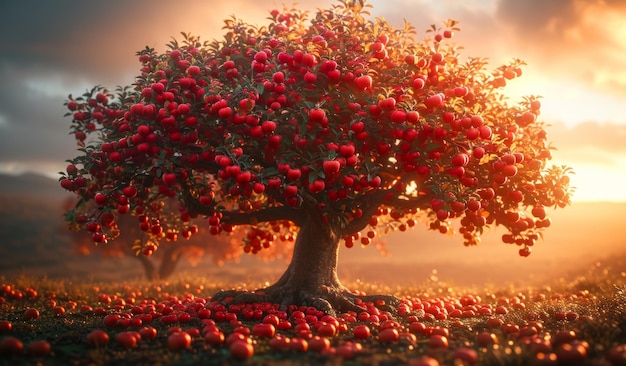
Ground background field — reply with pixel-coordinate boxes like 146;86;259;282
1;172;626;365
1;172;625;289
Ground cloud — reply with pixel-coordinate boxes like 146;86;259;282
497;0;576;32
0;0;333;177
0;0;624;202
546;122;626;183
370;0;501;56
538;121;626;201
496;0;626;96
1;0;324;87
497;0;626;34
548;121;626;152
0;67;76;165
0;1;125;83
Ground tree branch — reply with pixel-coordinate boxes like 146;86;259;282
221;205;302;226
339;188;431;236
180;187;302;226
388;171;433;210
180;189;217;216
340;190;387;236
387;194;431;210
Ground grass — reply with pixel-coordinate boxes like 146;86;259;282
1;262;625;366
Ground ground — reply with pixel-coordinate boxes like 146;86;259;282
1;259;625;365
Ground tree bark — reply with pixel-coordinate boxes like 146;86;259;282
212;194;400;314
158;246;182;280
136;246;182;281
213;207;401;315
137;255;157;281
266;217;342;298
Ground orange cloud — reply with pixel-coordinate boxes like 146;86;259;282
496;0;626;97
548;122;626;152
546;122;626;201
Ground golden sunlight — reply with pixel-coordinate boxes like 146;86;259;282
553;159;626;202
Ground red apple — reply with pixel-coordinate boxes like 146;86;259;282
323;160;341;175
354;75;373;90
167;332;192;351
162;173;177;185
309;179;325;193
339;144;355;157
308;109;326;123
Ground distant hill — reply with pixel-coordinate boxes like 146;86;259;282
0;173;88;279
0;172;72;202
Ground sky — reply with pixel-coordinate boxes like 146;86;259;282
1;0;626;202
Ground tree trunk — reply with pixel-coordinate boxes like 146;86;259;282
137;255;157;281
266;217;342;300
158;246;182;280
213;202;399;315
136;247;181;281
234;213;382;315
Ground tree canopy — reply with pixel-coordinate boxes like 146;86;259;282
60;0;572;280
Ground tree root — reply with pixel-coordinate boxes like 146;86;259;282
210;285;400;317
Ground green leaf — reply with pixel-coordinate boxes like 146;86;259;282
260;167;279;178
256;82;265;95
302;100;317;110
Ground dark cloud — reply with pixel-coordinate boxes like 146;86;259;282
1;1;130;82
0;66;76;165
0;1;281;85
0;0;330;176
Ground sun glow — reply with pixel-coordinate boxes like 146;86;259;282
502;69;626;128
554;160;626;202
404;181;418;196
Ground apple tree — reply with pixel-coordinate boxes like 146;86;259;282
60;0;572;314
61;197;293;281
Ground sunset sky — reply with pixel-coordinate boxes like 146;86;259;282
1;0;625;202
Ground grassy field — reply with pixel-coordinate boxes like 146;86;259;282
1;174;626;364
1;261;625;366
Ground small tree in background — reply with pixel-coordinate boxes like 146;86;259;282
60;0;572;314
62;198;293;281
